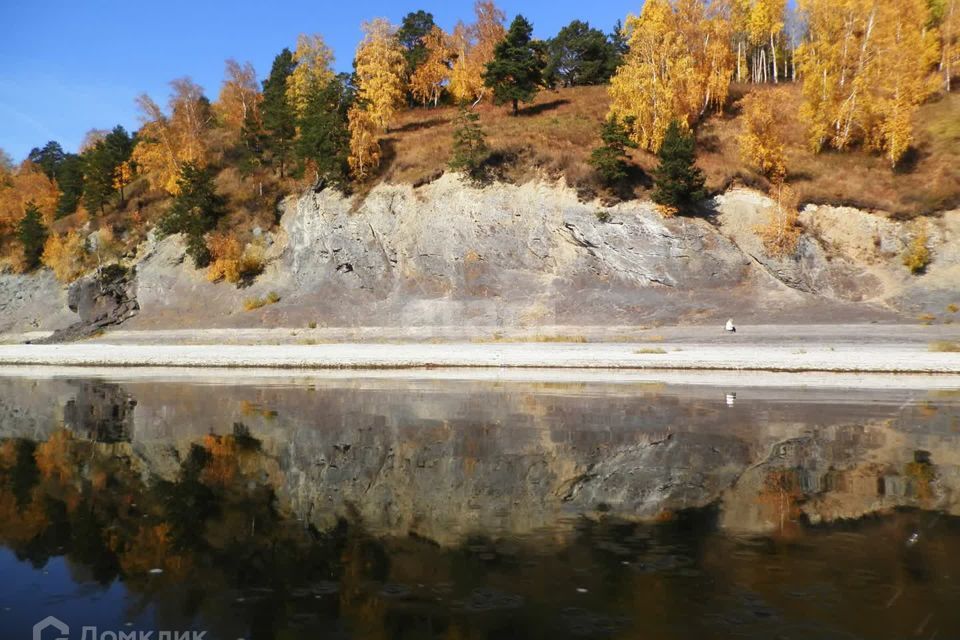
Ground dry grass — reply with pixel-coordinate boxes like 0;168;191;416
697;84;960;217
384;86;610;195
476;332;589;343
635;347;668;354
930;341;960;352
243;291;280;311
383;84;960;215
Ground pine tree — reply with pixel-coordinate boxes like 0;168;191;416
82;142;115;214
157;163;226;267
17;202;48;270
82;126;133;214
295;77;352;188
589;116;637;185
261;49;297;178
483;15;544;115
651;121;706;212
27;141;65;180
449;105;489;180
55;153;84;218
544;20;619;87
397;10;437;77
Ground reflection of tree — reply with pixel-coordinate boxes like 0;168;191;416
3;425;958;639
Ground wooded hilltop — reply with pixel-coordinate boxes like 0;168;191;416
1;0;957;288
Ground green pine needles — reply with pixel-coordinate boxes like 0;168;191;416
449;106;489;182
651;121;706;213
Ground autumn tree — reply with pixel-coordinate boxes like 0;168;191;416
0;161;60;237
797;0;941;166
17;203;48;270
651;121;706;212
609;0;698;151
410;26;453;107
484;15;545;115
287;34;336;118
746;0;788;83
938;0;958;91
132;78;212;193
261;49;297;179
347;106;382;181
758;181;802;256
215;59;262;141
353;19;407;130
41;231;89;282
449;1;507;104
676;0;736;114
544;20;620;87
739;88;789;182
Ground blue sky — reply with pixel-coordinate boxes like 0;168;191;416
0;0;636;162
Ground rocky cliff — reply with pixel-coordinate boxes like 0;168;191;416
1;176;957;337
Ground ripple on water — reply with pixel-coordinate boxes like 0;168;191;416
457;587;525;613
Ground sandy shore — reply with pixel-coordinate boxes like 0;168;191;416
0;340;956;374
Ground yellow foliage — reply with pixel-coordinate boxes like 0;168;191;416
449;1;506;104
608;0;717;151
207;233;265;284
132;78;212;194
354;18;407;131
676;0;736;113
410;26;453;107
41;231;89;282
0;161;59;234
902;224;931;274
215;59;262;139
348;105;383;180
739;88;789;182
287;34;336;118
756;182;802;256
34;429;77;484
797;0;941;166
243;291;280;311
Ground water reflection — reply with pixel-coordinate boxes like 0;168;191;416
0;373;958;638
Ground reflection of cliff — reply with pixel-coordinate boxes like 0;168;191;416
0;375;958;542
3;431;960;639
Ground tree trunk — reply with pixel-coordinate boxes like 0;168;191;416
737;41;742;82
512;98;519;116
771;33;779;83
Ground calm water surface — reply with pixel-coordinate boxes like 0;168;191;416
0;371;959;639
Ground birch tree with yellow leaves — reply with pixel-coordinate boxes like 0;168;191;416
410;26;453;107
132;78;213;193
449;1;506;104
796;0;940;166
286;34;336;118
215;59;261;139
347;106;382;180
353;19;407;130
608;0;735;151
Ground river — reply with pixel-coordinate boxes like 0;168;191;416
1;370;958;639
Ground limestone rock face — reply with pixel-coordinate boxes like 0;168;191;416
277;175;754;327
0;270;73;337
38;266;138;342
6;178;958;337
